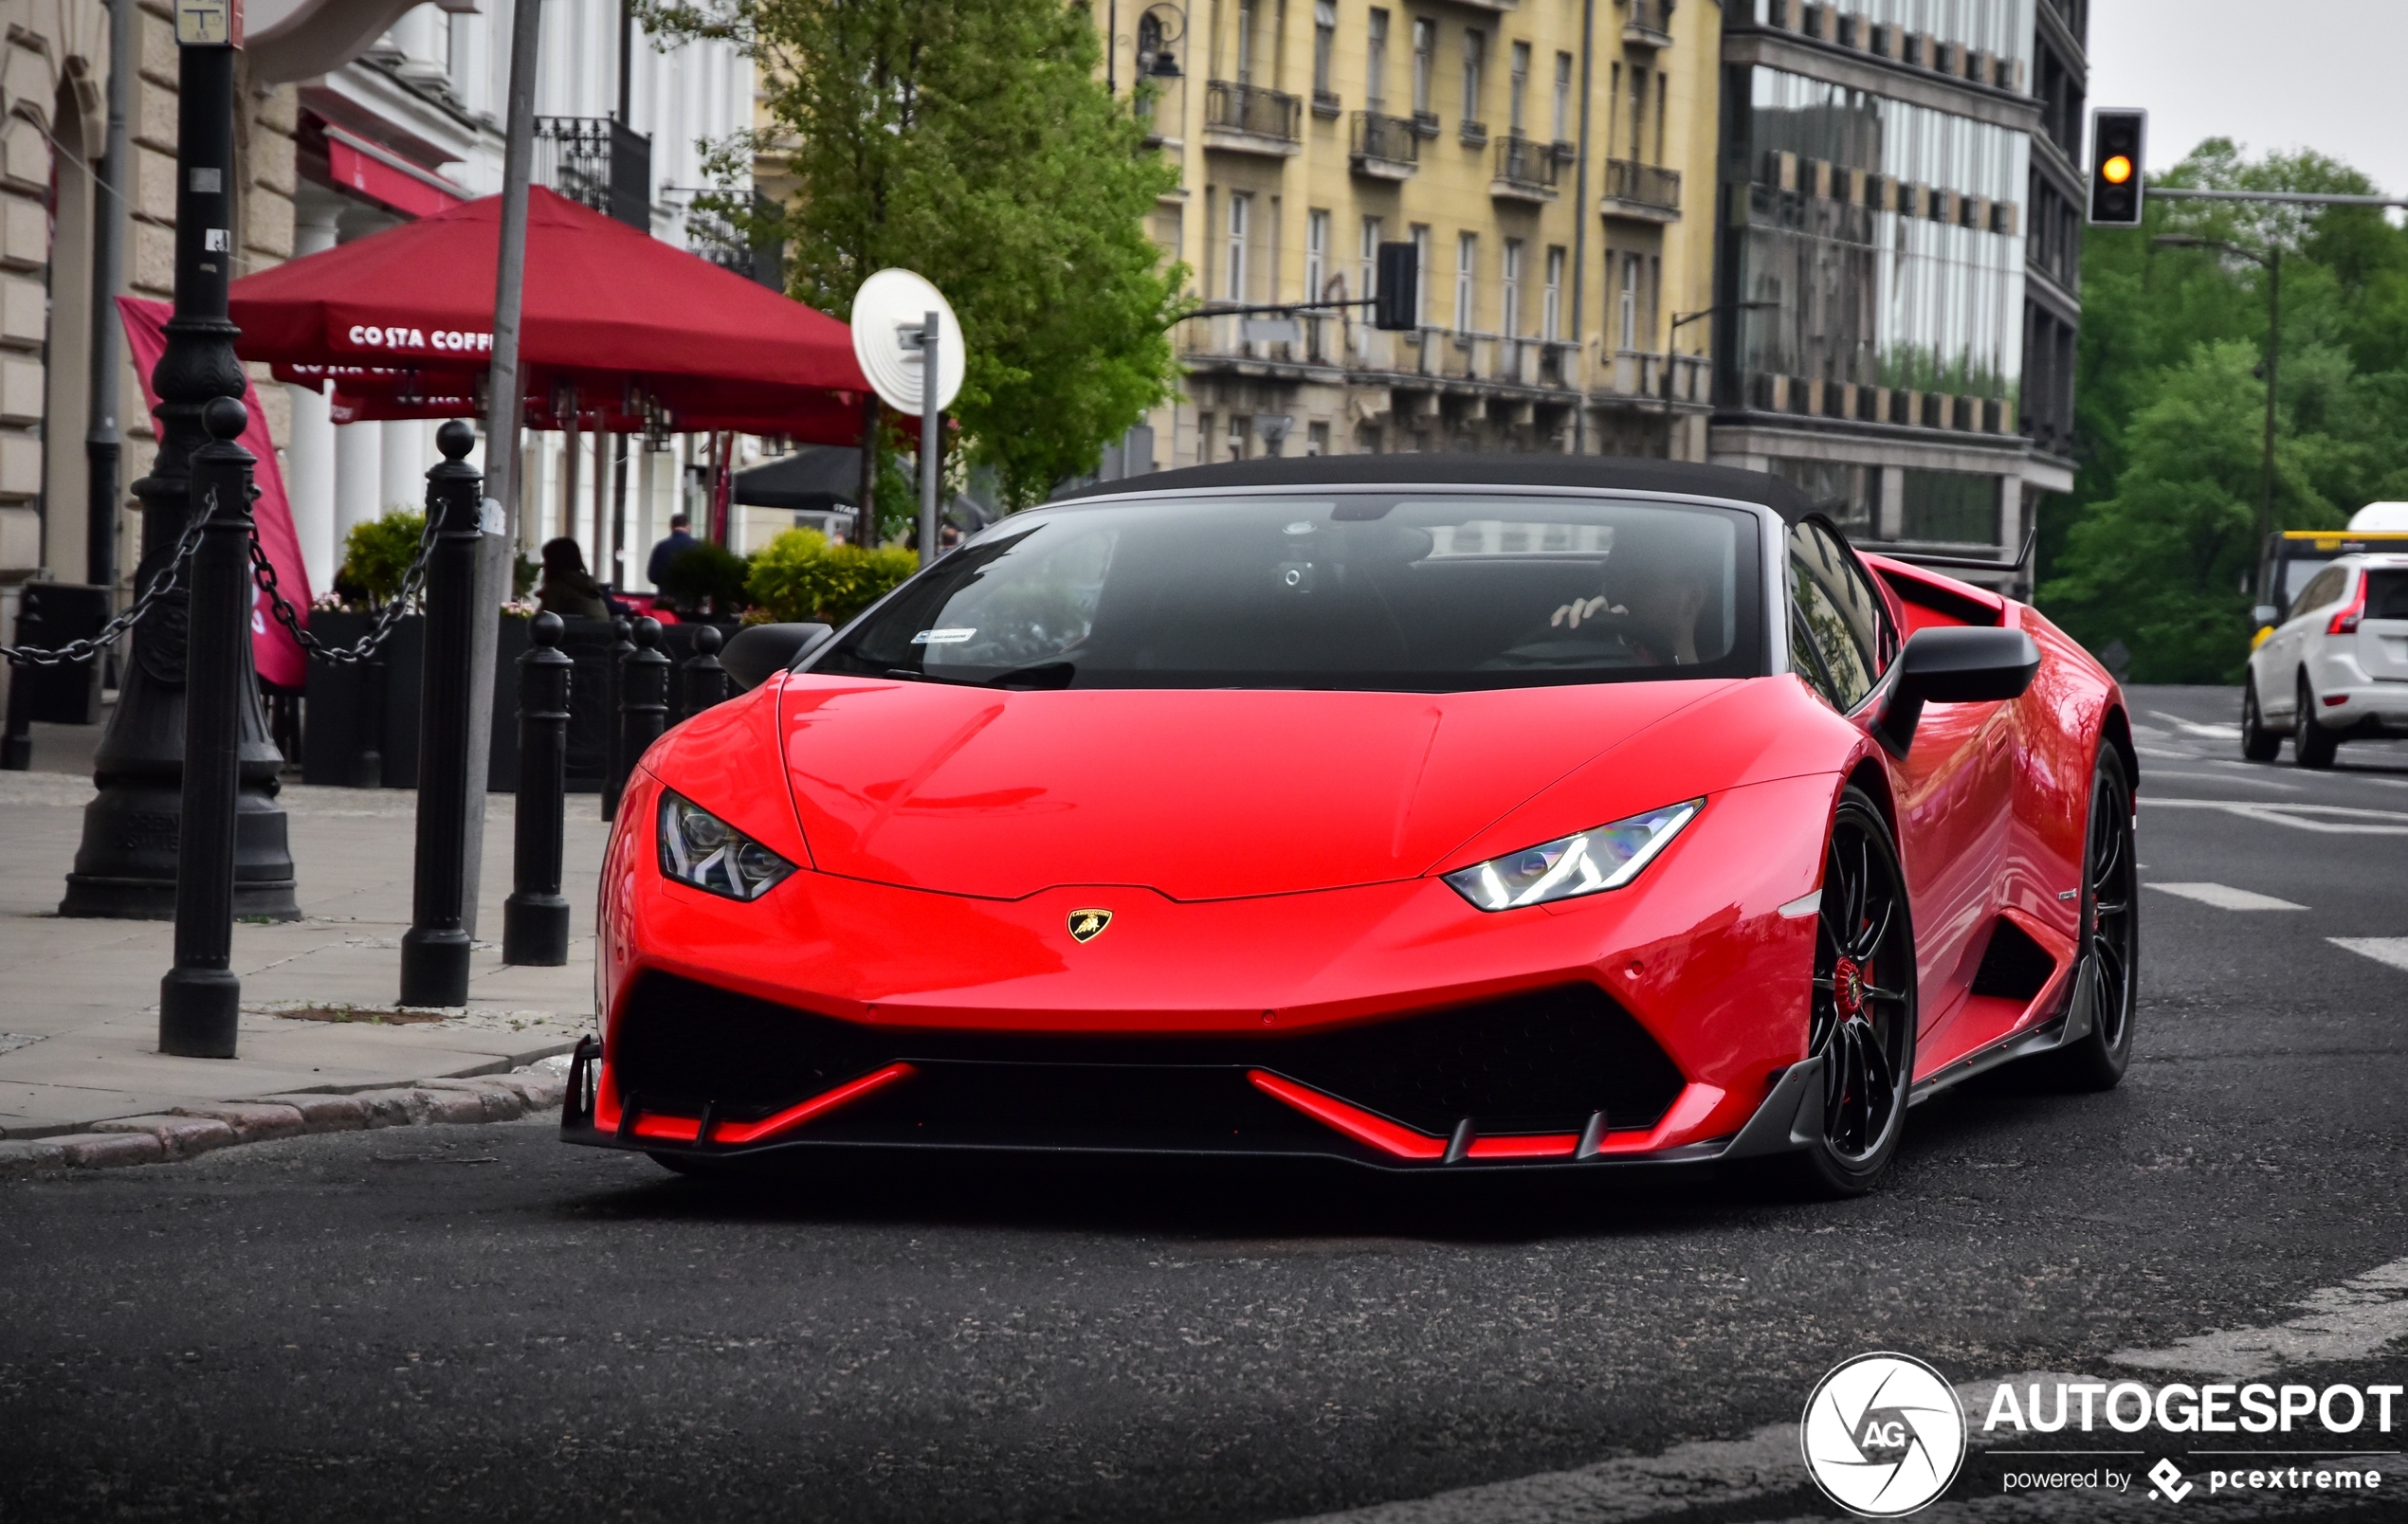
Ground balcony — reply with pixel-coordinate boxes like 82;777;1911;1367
1594;350;1709;406
1490;135;1560;202
1312;87;1342;118
1600;157;1681;220
534;116;651;229
1203;81;1303;154
1459;118;1489;147
1623;0;1673;48
1349;111;1420;179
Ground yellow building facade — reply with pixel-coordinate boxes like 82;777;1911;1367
1095;0;1722;470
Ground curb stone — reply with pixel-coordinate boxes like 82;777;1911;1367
0;1060;575;1180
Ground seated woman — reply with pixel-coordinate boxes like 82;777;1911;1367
534;536;611;621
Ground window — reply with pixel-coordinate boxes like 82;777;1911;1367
1226;192;1250;302
1617;254;1638;350
1308;1;1337;99
1770;458;1873;537
1553;52;1573;141
1235;0;1255;83
1509;41;1530;134
1542;246;1563;340
2364;570;2408;621
1306;421;1330;456
2294;567;2346;616
1629;66;1648;161
1901;470;2000;546
1366;9;1389;109
815;493;1763;692
1454;231;1477;332
1413;18;1435;114
1787;521;1887;711
1196;411;1215;464
1305;209;1330;302
1228;414;1249;461
1412;224;1432;324
1461;30;1486;125
1501;238;1523;337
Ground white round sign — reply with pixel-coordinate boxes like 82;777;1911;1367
850;267;964;418
1799;1352;1966;1517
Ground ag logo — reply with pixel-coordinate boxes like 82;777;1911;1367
1800;1352;1966;1516
1067;908;1114;943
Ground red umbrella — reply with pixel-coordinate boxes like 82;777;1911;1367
229;187;868;441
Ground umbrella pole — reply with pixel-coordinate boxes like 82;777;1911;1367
856;392;878;548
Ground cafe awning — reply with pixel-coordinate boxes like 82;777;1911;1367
229;186;869;441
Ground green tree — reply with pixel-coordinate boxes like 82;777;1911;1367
642;0;1186;510
2045;138;2408;680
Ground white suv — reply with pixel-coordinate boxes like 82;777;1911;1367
2244;553;2408;766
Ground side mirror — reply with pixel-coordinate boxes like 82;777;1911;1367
720;622;832;691
1870;626;2040;756
2251;604;2280;629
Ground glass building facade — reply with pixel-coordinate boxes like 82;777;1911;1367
1719;67;2029;416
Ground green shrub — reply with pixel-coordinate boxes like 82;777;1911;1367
746;529;920;626
658;540;752;615
336;509;427;608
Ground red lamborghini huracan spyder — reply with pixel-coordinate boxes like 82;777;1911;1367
565;456;2137;1194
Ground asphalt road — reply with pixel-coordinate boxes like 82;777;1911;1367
5;684;2405;1524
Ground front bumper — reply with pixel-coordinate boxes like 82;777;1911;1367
561;967;1833;1173
578;767;1842;1172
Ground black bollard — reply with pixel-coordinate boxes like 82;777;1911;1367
157;396;255;1059
502;612;572;966
1;653;31;771
599;614;633;819
679;624;729;721
398;421;484;1007
619;616;671;786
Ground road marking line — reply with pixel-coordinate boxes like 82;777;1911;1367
2145;770;2305;790
2330;937;2408;973
1272;1261;2408;1522
2151;710;2244;739
2146;882;2308;911
2135;743;2204;761
2111;1258;2408;1379
2142;798;2408;835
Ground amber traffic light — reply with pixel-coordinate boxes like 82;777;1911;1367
2089;109;2146;226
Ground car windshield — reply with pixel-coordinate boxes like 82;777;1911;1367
812;491;1762;691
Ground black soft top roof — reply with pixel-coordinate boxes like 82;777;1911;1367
1053;453;1815;522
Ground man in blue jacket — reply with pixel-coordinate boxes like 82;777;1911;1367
647;513;696;588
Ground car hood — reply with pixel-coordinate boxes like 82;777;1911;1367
773;675;1740;900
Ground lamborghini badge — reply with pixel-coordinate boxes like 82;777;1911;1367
1067;908;1113;943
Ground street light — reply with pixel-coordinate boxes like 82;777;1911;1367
2155;232;2281;548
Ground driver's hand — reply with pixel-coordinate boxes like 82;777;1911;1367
1551;595;1612;629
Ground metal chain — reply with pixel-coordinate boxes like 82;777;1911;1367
0;501;211;668
0;496;444;671
250;511;440;665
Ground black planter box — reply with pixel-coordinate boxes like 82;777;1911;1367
302;613;729;791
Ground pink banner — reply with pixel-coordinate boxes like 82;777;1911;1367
117;297;313;690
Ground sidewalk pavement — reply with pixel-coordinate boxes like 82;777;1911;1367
0;717;607;1141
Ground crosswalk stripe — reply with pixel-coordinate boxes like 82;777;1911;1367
2330;937;2408;973
2147;882;2308;911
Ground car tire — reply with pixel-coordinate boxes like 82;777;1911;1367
2294;675;2339;769
2241;680;2281;762
2035;747;2139;1091
1770;785;1918;1199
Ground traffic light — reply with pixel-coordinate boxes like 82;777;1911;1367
2089;108;2146;226
1374;242;1418;331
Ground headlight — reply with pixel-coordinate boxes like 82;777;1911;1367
657;793;796;901
1442;799;1702;912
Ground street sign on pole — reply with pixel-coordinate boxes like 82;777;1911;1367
850;269;963;560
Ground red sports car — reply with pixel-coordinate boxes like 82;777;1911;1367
564;456;2137;1194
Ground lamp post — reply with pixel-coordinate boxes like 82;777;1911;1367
2156;233;2282;545
62;0;297;928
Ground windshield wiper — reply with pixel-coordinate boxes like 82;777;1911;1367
882;662;1076;689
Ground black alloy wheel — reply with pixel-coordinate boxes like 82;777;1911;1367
2039;747;2139;1090
2295;674;2340;769
2240;680;2280;762
1782;785;1918;1197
